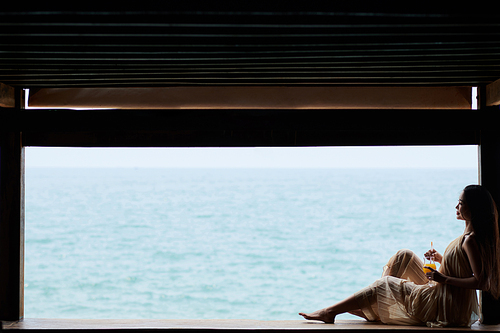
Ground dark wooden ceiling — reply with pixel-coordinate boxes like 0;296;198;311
1;2;500;88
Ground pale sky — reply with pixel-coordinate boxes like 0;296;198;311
25;145;479;169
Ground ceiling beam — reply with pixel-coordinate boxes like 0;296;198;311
28;86;472;110
1;108;481;147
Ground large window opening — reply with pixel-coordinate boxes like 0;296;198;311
24;146;478;320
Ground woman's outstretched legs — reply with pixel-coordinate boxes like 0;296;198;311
300;249;424;323
299;294;363;323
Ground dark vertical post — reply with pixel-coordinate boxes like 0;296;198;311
478;86;500;324
0;88;25;321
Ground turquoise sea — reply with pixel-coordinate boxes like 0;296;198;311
25;168;477;320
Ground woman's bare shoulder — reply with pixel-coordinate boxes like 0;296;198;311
463;232;480;252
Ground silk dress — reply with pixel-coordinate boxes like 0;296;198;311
354;233;479;327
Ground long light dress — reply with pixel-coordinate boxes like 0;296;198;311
354;233;480;327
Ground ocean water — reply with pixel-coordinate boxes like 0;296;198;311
25;167;478;320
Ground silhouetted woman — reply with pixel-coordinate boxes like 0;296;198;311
299;185;500;327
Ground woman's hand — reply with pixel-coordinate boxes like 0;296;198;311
424;249;442;264
425;266;447;284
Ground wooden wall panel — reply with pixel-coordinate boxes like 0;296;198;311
486;79;500;106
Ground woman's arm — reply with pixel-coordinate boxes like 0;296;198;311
426;234;484;290
431;272;481;289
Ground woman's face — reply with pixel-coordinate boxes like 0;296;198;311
456;191;471;221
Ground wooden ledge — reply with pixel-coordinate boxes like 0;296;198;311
2;319;499;332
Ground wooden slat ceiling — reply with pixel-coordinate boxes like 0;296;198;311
1;3;500;88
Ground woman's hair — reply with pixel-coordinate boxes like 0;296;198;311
463;185;500;298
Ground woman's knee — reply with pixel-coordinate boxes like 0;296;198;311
385;249;417;278
394;249;416;259
388;249;416;265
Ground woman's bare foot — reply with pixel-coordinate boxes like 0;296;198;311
299;309;336;323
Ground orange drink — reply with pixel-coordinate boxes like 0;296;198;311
423;263;436;273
